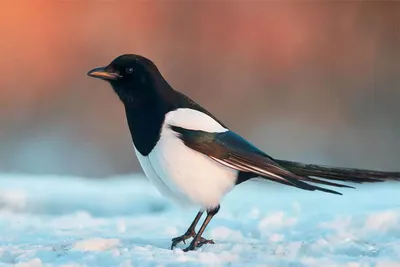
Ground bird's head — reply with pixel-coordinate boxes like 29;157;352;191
87;54;164;104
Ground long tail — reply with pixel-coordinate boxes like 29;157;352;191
275;159;400;188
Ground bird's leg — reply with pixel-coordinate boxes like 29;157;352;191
183;205;220;252
170;211;204;249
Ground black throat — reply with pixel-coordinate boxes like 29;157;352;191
112;71;226;157
116;74;174;156
124;100;167;156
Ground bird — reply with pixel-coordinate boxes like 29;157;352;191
87;54;400;252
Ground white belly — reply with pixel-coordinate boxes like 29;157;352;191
133;108;238;209
134;147;183;204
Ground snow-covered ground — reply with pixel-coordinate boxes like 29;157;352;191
0;173;400;267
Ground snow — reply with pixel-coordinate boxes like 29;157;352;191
73;238;121;252
0;173;400;266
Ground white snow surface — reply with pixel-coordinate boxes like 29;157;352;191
0;173;400;267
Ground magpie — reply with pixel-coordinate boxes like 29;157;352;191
87;54;400;251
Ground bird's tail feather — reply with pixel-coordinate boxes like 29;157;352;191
258;171;345;195
275;159;400;187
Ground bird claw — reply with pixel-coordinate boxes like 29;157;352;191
182;238;215;252
182;244;195;252
170;231;215;251
170;231;195;250
199;237;215;245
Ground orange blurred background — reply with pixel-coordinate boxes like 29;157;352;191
1;1;399;177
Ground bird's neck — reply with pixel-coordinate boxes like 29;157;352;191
122;80;177;156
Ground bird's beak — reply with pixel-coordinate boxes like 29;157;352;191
87;66;122;81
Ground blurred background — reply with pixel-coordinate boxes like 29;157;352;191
1;1;399;178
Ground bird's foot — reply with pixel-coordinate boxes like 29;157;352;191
170;230;196;250
171;231;215;251
182;237;215;252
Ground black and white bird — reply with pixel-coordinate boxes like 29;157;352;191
87;54;400;251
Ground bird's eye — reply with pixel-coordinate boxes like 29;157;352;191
125;67;134;74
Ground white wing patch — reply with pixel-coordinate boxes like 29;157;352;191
164;108;228;133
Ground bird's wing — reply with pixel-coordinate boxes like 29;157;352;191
170;125;344;195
